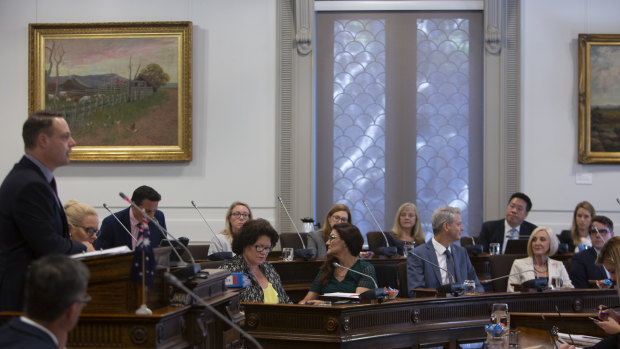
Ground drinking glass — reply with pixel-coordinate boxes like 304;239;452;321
551;276;563;290
489;243;500;256
282;248;294;261
403;242;414;257
463;280;476;295
487;303;509;340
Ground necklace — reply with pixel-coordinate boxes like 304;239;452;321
533;265;548;273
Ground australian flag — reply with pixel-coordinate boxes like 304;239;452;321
130;221;156;288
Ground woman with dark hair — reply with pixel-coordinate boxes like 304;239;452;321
307;204;352;258
299;223;377;304
219;219;291;304
559;201;595;252
210;201;253;255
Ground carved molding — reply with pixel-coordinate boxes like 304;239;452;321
484;0;501;54
293;0;313;55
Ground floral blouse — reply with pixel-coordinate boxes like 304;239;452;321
219;255;292;303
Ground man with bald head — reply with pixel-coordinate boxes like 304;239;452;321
0;111;88;311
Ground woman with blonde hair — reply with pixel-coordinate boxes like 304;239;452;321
64;199;97;251
307;204;352;258
559;201;595;252
210;201;253;255
506;227;573;292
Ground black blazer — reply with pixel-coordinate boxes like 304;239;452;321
569;247;607;288
96;206;167;250
477;219;537;252
0;317;57;349
0;156;85;311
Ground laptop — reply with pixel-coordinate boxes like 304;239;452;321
504;239;529;254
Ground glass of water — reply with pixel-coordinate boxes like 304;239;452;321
489;243;500;255
487;303;509;339
282;248;294;261
551;276;563;290
463;280;476;295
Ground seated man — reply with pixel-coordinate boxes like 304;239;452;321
569;215;614;288
96;185;167;250
407;206;483;294
0;254;90;349
477;192;537;253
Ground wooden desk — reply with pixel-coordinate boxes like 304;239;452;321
243;289;618;348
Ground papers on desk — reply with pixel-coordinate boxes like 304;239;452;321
71;246;131;259
322;292;360;299
558;332;602;348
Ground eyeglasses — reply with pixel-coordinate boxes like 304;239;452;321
330;215;348;223
328;235;340;241
75;225;98;236
590;228;610;235
231;212;250;219
254;245;272;253
77;294;92;306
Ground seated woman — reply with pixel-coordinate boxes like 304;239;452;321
307;204;351;259
561;236;620;349
64;199;97;251
219;218;291;303
210;201;253;255
559;201;595;252
376;202;426;255
299;223;377;303
506;227;573;292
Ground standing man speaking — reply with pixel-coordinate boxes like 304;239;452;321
0;111;88;311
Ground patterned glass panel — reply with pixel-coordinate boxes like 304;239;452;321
332;19;386;238
416;18;472;236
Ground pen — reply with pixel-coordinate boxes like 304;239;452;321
600;305;620;310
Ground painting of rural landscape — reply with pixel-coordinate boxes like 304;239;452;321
589;45;620;152
44;37;179;146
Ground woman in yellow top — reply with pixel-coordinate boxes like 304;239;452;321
219;218;291;303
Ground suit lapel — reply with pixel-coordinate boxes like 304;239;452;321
425;244;443;285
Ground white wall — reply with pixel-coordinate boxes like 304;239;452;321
0;0;277;244
522;0;620;233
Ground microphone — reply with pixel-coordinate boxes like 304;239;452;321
541;314;561;349
103;203;137;242
555;305;575;346
464;235;483;255
119;192;201;279
520;278;548;291
480;269;537;284
362;200;397;257
409;250;464;296
332;262;386;301
164;272;263;349
276;195;315;260
190;200;233;261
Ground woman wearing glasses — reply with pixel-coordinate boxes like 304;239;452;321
299;223;377;304
219;219;291;303
64;199;96;251
307;204;352;259
210;201;253;255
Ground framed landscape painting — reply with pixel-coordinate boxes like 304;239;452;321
29;21;192;162
578;33;620;164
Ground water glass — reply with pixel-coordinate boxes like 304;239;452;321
551;276;563;290
489;243;500;255
487;303;509;339
403;242;414;257
282;248;294;261
463;280;476;295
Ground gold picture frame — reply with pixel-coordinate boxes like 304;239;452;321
578;33;620;164
29;21;192;162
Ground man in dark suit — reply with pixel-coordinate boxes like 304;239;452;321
96;185;166;250
0;254;90;349
569;215;614;288
0;111;88;312
477;192;537;253
407;206;483;294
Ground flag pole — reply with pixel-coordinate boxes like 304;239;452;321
135;244;152;315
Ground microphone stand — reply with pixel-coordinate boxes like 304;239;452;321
164;272;264;349
362;200;397;257
333;262;385;301
103;203;138;242
190;200;233;261
409;250;463;296
277;195;314;260
119;192;201;279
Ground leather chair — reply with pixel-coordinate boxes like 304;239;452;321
182;244;210;261
367;231;387;251
397;261;411;297
280;232;308;250
460;236;474;247
488;253;527;292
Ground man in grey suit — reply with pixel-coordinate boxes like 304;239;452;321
407;206;483;295
477;192;537;253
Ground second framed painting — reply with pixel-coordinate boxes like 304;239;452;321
29;21;192;162
578;33;620;164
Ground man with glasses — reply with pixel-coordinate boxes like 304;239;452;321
0;254;90;349
96;185;167;250
569;215;614;288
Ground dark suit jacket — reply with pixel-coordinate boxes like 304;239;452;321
95;207;166;250
0;156;85;311
406;241;483;292
477;219;537;252
0;317;57;349
569;247;607;288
